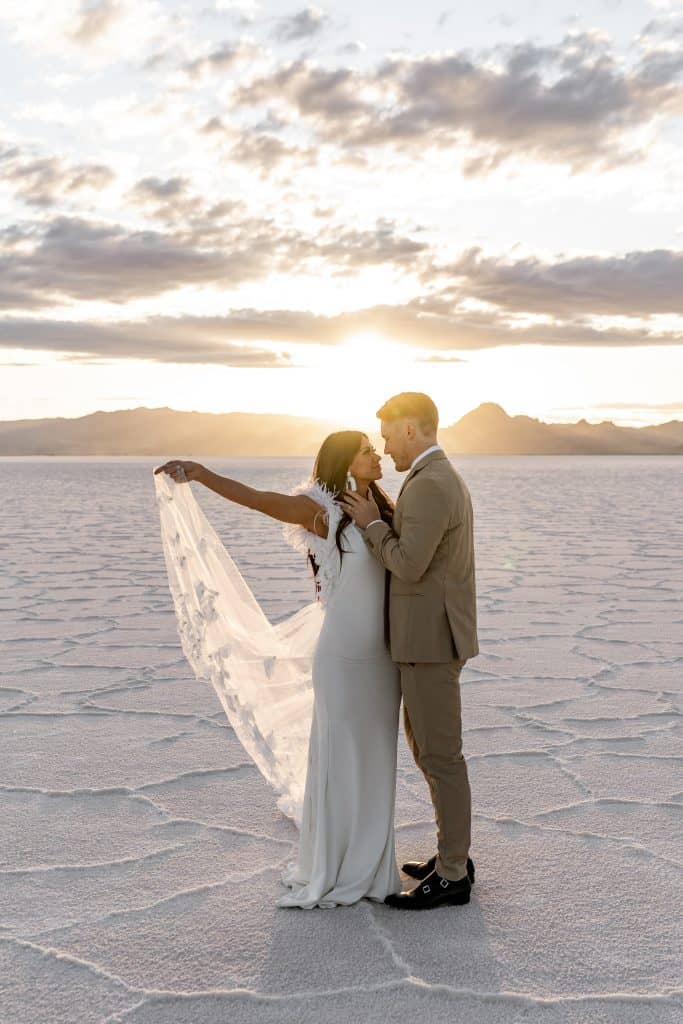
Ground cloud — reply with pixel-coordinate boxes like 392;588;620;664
0;5;680;389
0;215;266;306
314;220;428;269
226;130;316;174
234;28;683;171
290;301;682;349
0;315;291;366
68;0;122;44
0;211;430;308
127;174;205;221
431;247;683;316
336;40;365;56
1;188;681;342
0;140;115;207
236;60;369;119
132;175;189;200
180;38;260;79
273;6;328;43
0;0;172;66
2;297;681;369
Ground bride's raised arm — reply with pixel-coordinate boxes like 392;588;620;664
154;460;329;538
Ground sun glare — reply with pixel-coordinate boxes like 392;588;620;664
339;332;410;368
317;333;422;428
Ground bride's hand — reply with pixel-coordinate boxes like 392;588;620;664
154;460;205;483
339;490;381;529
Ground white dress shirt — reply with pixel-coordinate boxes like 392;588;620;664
407;443;442;471
365;445;443;529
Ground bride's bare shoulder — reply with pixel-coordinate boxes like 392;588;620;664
309;500;329;539
284;479;345;542
290;494;329;538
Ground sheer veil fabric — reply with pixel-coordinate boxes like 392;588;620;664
154;468;402;907
153;470;340;826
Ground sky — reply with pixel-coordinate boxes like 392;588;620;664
1;0;682;430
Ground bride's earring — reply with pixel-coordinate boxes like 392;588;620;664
346;473;357;492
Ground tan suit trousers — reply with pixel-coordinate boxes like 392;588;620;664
399;658;472;882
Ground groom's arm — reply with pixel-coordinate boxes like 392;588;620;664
363;475;454;583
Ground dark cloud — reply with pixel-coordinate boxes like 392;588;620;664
2;180;680;328
0;284;45;312
133;175;189;200
182;39;258;78
142;47;172;72
236;60;369;119
315;220;428;269
128;176;203;224
639;14;683;43
200;115;227;134
336;41;364;56
201;109;310;178
141;33;262;79
253;110;289;133
235;29;683;171
1;299;680;369
0;142;115;208
432;247;683;317
126;173;246;235
301;301;683;350
0;216;237;306
227;130;315;174
68;0;121;45
0;142;21;163
273;7;329;43
0;212;429;308
0;316;290;367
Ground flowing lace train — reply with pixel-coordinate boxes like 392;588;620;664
154;468;321;825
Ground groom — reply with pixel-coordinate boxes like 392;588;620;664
341;392;479;910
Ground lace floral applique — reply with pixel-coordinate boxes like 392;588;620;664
282;478;345;607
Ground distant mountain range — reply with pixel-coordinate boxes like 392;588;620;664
0;403;681;455
440;404;683;455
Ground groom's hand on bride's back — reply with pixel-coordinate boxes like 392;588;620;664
340;490;381;530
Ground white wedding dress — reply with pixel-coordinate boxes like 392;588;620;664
153;469;402;908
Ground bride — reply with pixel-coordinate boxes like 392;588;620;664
153;431;402;909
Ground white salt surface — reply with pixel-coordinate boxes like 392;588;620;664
1;455;682;1024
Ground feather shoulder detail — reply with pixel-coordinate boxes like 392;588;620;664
281;477;343;555
281;477;345;605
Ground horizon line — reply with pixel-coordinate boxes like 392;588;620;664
2;401;682;431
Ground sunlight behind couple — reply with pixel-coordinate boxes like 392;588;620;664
309;333;440;430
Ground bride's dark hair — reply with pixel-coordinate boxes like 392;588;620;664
309;430;393;584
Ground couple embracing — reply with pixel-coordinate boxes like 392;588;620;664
154;392;478;911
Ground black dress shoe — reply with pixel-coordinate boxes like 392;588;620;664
385;868;471;910
401;854;475;885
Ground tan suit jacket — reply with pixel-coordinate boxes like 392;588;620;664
363;449;479;664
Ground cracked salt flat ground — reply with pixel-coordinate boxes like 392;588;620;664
1;456;681;1024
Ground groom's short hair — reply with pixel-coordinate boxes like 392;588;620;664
376;392;439;434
